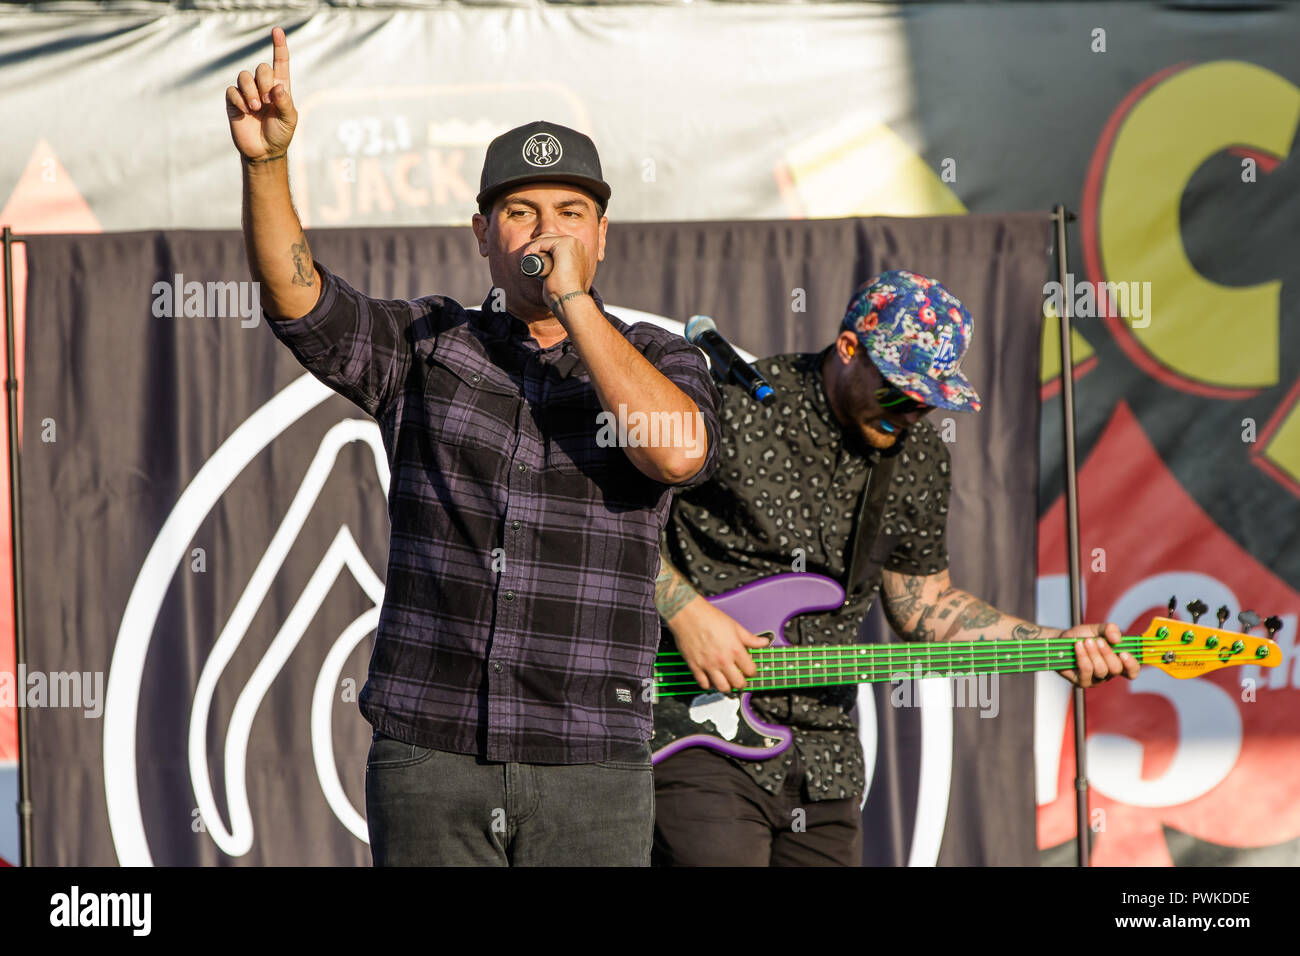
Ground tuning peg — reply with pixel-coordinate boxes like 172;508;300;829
1216;606;1230;627
1238;610;1261;633
1264;616;1284;640
1186;599;1208;624
1167;596;1178;618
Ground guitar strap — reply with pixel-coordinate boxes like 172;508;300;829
782;444;898;649
841;444;902;608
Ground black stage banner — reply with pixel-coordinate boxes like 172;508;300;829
20;214;1049;864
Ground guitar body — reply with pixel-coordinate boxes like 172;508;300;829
650;573;846;766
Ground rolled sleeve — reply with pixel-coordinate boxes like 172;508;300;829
264;260;414;419
652;337;722;490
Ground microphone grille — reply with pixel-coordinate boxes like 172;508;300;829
684;314;717;343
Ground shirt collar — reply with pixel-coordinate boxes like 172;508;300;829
475;287;618;380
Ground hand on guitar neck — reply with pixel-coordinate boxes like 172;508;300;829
1054;622;1139;687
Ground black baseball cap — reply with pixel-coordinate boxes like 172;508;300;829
476;120;612;212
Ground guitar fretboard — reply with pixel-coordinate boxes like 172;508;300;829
653;637;1154;696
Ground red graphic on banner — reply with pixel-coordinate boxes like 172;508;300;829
0;140;102;770
1036;402;1300;865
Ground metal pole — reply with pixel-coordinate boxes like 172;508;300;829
1051;206;1089;867
2;225;32;866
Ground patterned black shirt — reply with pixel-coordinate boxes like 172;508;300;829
662;350;950;800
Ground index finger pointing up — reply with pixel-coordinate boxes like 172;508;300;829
272;26;291;92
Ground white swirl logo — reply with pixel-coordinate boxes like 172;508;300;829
104;374;389;865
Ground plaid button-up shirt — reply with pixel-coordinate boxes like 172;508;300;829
267;261;720;763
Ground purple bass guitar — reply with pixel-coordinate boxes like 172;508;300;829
651;573;844;765
650;573;1282;764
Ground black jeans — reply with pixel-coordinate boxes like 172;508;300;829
652;747;863;866
365;731;655;866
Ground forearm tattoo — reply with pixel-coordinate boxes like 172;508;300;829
883;573;924;626
936;593;1044;643
913;603;939;643
656;555;699;622
935;595;1002;640
290;234;314;287
885;575;1044;644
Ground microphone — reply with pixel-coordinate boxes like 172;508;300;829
684;315;775;406
521;253;551;278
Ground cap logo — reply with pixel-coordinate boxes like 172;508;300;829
929;325;958;377
522;132;563;167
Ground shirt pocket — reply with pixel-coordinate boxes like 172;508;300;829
541;390;617;476
424;355;519;450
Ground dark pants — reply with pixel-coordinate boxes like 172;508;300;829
365;731;655;866
652;747;863;866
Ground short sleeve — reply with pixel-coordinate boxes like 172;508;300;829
882;423;951;576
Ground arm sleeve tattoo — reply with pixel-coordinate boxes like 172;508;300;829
656;553;700;622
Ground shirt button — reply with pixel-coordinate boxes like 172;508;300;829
517;463;527;473
511;520;521;530
493;662;502;673
504;590;515;601
471;373;481;384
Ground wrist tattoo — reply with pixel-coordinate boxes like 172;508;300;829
551;290;588;307
1012;622;1044;641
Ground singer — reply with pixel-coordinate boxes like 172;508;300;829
652;271;1139;866
228;28;720;866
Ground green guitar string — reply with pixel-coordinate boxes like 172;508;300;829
651;636;1268;696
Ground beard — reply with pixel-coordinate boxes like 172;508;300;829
859;420;900;450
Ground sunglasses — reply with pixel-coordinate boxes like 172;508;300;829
874;385;933;415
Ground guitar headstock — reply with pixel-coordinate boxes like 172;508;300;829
1142;615;1282;678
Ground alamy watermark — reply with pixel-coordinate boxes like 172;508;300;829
0;666;104;718
889;664;1000;718
595;404;707;459
49;886;150;936
152;273;262;328
1043;274;1151;329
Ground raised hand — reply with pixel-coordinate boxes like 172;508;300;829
225;27;298;161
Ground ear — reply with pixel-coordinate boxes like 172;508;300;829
596;214;608;264
471;212;490;257
835;330;860;364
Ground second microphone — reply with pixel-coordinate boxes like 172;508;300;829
685;315;775;407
